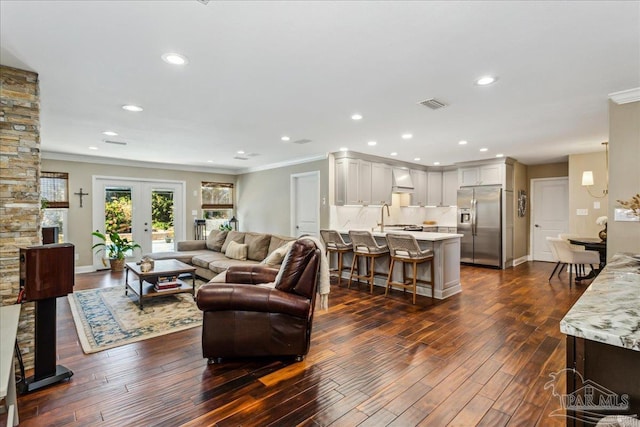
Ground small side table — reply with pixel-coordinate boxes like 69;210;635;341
1;304;21;426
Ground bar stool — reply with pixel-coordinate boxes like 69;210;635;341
385;233;435;304
348;230;389;294
320;229;352;286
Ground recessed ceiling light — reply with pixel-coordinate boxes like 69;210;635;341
161;52;188;65
476;76;497;86
414;157;421;161
339;147;348;152
434;161;440;166
102;131;118;136
88;146;98;150
390;152;398;156
458;140;468;145
237;150;245;154
351;114;363;121
122;104;143;112
207;160;213;163
402;133;413;140
368;141;377;146
480;148;488;152
281;136;290;141
496;153;504;158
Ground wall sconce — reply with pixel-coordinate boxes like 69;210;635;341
581;142;609;199
229;216;238;231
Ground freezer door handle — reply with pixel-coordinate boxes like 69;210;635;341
471;198;477;236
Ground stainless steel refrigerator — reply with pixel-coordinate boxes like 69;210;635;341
457;186;502;267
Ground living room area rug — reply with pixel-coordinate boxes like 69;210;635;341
68;284;204;354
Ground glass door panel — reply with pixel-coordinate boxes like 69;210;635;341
151;189;175;253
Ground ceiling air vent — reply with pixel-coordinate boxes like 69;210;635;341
104;140;127;146
419;98;447;110
233;156;248;160
292;139;312;145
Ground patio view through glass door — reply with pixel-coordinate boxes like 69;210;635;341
93;178;185;270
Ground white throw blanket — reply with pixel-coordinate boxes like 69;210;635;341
301;236;331;310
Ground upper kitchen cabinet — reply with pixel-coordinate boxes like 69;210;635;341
426;171;442;206
457;159;515;191
410;169;427;206
371;163;392;205
442;169;459;206
459;163;504;187
335;156;389;206
335;157;365;205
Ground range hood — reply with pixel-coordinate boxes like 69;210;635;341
392;168;414;193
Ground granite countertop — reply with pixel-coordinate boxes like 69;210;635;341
338;229;463;241
560;253;640;351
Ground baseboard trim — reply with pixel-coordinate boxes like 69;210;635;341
75;265;95;274
512;255;530;267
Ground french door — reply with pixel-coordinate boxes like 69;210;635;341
92;177;185;269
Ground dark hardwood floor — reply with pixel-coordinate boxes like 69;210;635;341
11;261;588;426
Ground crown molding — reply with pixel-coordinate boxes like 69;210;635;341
41;151;239;175
237;153;329;174
608;87;640;105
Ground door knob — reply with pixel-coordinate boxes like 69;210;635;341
535;224;540;228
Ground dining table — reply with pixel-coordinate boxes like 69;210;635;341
568;237;606;281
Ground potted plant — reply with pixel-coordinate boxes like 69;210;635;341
92;231;141;272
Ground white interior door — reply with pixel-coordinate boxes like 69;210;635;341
531;177;569;261
291;171;320;237
93;177;185;269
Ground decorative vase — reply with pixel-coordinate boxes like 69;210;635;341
598;224;607;242
110;258;125;272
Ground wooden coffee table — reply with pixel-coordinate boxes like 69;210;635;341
124;259;197;309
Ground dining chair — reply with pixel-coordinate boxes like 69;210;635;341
546;237;600;287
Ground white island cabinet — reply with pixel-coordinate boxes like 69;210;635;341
337;230;462;299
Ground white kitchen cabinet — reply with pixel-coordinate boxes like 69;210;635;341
426;171;443;206
459;163;504;187
357;160;372;205
371;163;392;205
334;157;381;205
334;157;347;205
410;169;427;206
442;169;458;206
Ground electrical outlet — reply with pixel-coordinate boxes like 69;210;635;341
576;209;589;216
191;210;197;215
75;253;79;261
593;201;600;209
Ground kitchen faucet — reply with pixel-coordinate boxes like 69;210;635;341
379;203;390;232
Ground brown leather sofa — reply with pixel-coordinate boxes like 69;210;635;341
196;238;321;363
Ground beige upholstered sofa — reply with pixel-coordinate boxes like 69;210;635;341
145;230;295;281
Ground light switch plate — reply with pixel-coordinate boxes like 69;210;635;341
593;201;600;209
576;209;589;216
614;208;640;222
191;210;197;215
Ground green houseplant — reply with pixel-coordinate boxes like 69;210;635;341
92;231;141;271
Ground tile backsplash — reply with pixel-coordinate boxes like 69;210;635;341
330;194;457;230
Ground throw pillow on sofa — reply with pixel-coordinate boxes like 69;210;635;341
221;231;245;253
206;230;228;251
261;240;294;266
225;240;248;261
244;232;271;261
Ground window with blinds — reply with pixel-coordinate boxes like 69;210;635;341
41;171;69;208
201;182;234;209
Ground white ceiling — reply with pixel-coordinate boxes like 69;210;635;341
1;1;639;173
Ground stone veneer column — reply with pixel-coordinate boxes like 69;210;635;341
1;65;41;369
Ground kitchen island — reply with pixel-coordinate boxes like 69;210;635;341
560;253;640;425
338;229;462;299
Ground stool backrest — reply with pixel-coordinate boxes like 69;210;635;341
320;229;347;249
348;230;379;252
386;233;422;257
